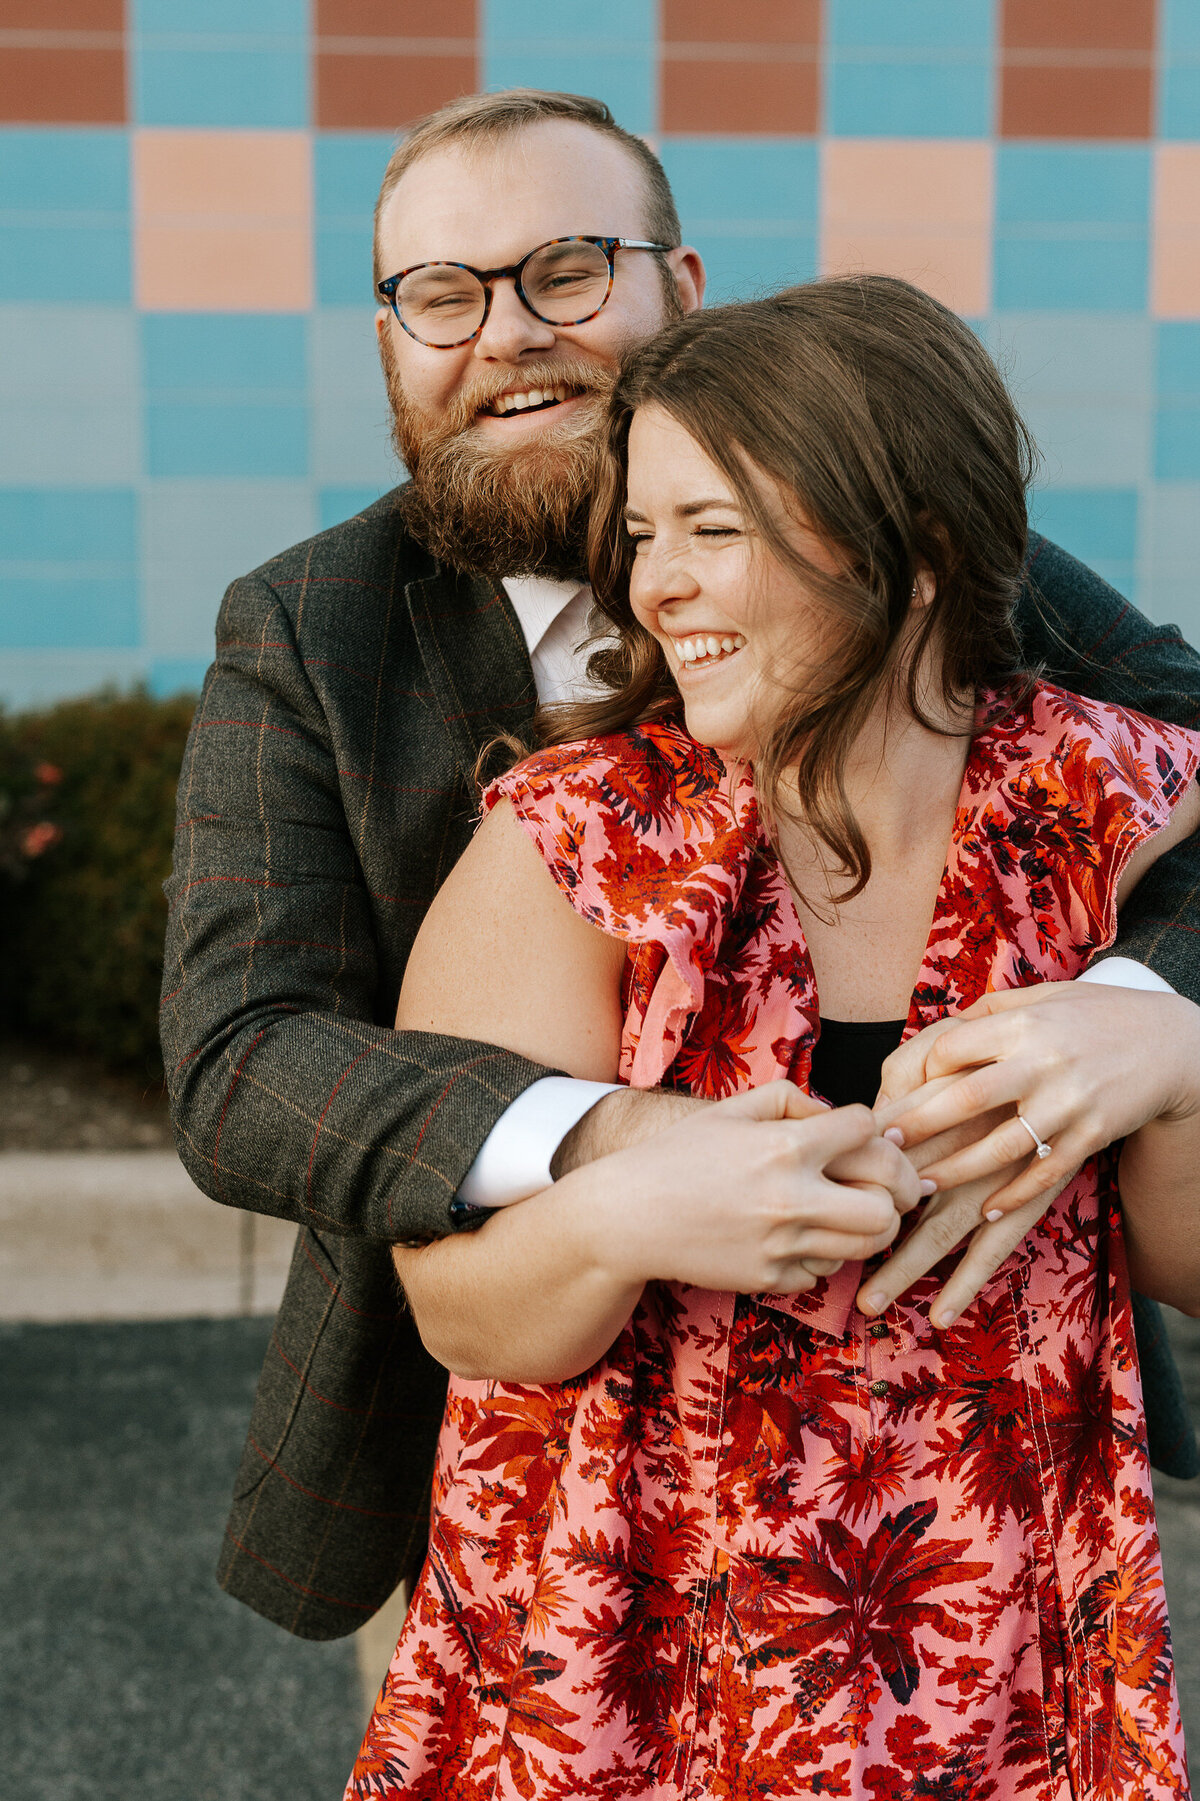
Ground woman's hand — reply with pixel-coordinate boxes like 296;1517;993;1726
874;983;1200;1214
587;1079;921;1297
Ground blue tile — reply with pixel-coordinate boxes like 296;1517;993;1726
142;314;307;392
0;489;137;562
993;236;1147;311
827;0;994;50
0;491;139;650
0;223;130;303
482;51;654;133
1160;63;1200;138
1030;488;1138;564
133;46;309;127
318;486;391;531
316;134;395;305
134;0;308;29
658;139;818;227
687;233;818;305
1157;323;1200;394
484;0;654;43
0;133;130;297
997;147;1151;227
146;402;309;477
1155;325;1200;479
1163;0;1200;53
0;128;128;212
826;56;993;136
149;657;210;695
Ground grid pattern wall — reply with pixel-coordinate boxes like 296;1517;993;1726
2;0;1199;708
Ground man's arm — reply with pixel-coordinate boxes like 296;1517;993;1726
1018;533;1200;998
160;571;557;1243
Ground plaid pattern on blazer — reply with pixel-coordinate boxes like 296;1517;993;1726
161;495;1200;1641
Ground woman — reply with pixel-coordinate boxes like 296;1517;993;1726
347;277;1200;1800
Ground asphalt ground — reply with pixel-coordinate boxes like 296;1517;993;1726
4;1312;1200;1799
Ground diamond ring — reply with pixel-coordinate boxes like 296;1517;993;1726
1016;1114;1052;1160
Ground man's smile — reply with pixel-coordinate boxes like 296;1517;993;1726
485;383;580;417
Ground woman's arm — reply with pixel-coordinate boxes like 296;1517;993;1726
392;801;918;1382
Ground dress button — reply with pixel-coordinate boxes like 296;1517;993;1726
868;1320;890;1339
868;1379;889;1398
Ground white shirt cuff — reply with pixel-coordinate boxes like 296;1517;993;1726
456;1076;621;1207
1076;956;1177;994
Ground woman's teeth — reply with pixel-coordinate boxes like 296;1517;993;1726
677;633;746;669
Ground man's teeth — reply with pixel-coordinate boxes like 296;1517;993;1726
489;385;572;415
677;634;746;668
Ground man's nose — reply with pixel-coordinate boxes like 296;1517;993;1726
473;279;557;361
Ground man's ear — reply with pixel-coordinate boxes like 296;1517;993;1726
669;246;706;313
375;309;390;348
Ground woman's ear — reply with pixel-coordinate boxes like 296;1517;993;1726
912;567;936;608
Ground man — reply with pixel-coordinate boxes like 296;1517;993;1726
162;89;1200;1643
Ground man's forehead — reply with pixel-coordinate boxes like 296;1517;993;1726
378;123;648;271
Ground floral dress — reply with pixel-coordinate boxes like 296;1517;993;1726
347;685;1198;1801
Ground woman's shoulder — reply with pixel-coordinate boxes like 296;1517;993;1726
485;718;730;839
1017;682;1200;815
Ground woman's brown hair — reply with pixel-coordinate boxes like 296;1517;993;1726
545;273;1037;898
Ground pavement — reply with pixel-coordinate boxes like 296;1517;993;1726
2;1150;1200;1795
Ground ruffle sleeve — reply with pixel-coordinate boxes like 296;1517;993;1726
482;723;762;1087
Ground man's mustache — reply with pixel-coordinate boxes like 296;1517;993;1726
422;358;616;438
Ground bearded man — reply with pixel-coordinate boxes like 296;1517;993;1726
162;88;1200;1642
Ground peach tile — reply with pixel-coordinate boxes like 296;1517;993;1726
133;129;312;312
1153;146;1200;321
823;140;992;232
1001;0;1155;52
0;46;125;122
821;229;990;316
0;0;123;26
316;49;476;129
316;0;476;34
662;0;820;46
821;141;992;316
661;54;818;134
1000;64;1152;138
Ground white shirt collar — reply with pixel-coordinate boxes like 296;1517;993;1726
501;574;586;657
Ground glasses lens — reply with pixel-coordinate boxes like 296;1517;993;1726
522;239;611;323
396;264;487;346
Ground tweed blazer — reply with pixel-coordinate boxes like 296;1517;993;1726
161;492;1200;1641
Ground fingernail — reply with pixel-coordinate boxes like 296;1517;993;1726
933;1308;956;1329
919;1178;937;1197
883;1126;904;1146
985;1208;1004;1222
862;1291;886;1313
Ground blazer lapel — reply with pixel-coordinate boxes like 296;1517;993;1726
405;566;538;784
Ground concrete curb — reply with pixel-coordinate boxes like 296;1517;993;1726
0;1151;296;1322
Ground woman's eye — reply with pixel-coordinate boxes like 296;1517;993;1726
628;534;652;553
696;526;738;539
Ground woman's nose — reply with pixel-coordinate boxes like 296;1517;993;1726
631;543;700;613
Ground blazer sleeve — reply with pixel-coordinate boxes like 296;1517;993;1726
1015;533;1200;1005
160;571;556;1243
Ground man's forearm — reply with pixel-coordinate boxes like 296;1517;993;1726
550;1085;708;1178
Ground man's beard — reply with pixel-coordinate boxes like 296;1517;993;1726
382;337;616;581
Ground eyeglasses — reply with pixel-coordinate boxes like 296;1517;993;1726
376;235;672;349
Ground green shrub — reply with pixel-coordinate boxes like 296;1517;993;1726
0;688;196;1078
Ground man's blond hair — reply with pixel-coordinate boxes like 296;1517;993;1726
371;89;681;290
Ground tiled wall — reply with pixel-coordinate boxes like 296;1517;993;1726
1;1;1198;707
